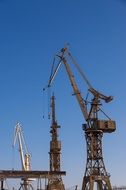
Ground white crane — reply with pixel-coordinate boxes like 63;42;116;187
13;122;31;171
13;122;33;190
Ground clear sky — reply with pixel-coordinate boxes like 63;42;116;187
0;0;126;189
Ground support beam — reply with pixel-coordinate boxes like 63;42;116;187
0;170;66;179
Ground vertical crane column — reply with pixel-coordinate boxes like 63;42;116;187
47;95;65;190
81;95;114;190
82;129;112;190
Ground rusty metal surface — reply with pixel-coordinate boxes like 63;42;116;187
0;170;66;179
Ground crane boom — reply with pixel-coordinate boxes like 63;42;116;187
61;56;89;121
48;47;89;121
13;122;31;171
47;47;116;132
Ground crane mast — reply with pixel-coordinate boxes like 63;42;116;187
47;47;116;190
47;95;65;190
50;95;61;172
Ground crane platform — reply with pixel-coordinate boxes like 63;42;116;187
0;170;66;179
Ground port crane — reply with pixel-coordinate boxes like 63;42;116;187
47;94;65;190
47;47;116;190
13;122;33;190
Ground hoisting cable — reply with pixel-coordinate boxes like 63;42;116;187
43;86;51;120
48;57;62;87
12;140;15;170
67;50;113;104
47;86;51;119
98;107;112;120
48;57;56;87
67;51;93;89
47;55;63;119
43;57;56;119
42;88;45;119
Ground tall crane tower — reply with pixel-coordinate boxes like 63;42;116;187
47;47;116;190
47;95;65;190
13;122;33;190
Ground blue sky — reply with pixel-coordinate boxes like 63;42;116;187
0;0;126;189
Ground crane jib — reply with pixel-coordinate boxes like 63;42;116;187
47;47;116;133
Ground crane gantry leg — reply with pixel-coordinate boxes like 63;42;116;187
82;129;112;190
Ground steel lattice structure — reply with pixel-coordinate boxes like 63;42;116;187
82;129;112;190
47;95;65;190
